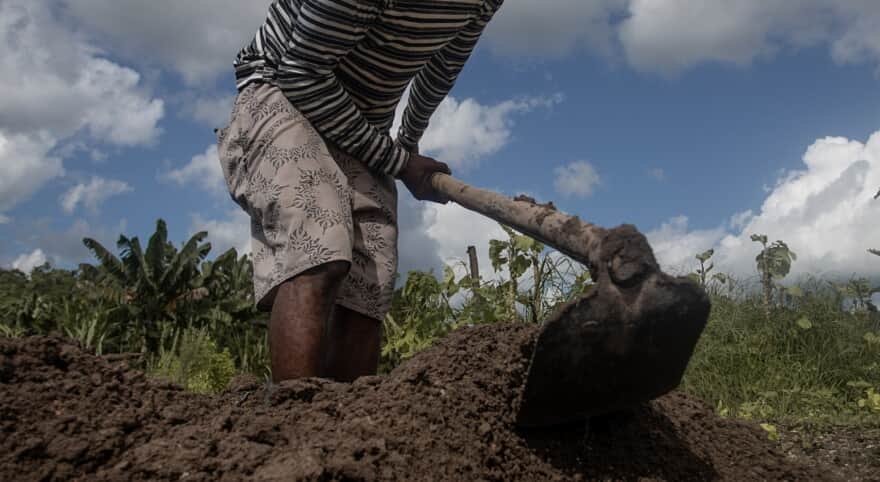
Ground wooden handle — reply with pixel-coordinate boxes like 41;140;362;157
431;173;607;267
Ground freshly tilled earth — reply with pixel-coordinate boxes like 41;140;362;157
0;324;843;481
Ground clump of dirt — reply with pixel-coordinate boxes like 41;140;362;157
0;324;840;481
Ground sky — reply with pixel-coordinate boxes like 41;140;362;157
2;0;880;287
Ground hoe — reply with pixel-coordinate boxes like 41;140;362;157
431;174;711;428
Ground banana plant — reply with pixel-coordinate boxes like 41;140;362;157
193;248;266;366
82;218;212;353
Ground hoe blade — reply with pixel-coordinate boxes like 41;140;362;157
516;272;710;428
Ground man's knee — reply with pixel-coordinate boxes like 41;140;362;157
316;260;350;284
273;260;350;306
291;260;350;289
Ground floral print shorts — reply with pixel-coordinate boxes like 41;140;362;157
216;82;398;320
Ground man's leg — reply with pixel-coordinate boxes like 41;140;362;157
323;306;382;382
269;261;349;382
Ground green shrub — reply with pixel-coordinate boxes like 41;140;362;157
859;388;880;413
150;327;236;394
681;290;880;426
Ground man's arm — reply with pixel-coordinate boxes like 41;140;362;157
274;0;410;176
396;2;501;152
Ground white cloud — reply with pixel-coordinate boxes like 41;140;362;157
0;131;65;215
190;210;251;256
397;187;527;284
75;59;165;147
728;210;754;231
61;0;273;85
826;3;880;69
646;130;880;280
396;193;445;277
0;215;9;224
553;161;601;198
484;0;626;59
393;90;562;170
0;0;163;217
0;1;164;144
646;216;730;276
619;0;880;75
423;202;508;278
51;0;880;84
163;145;226;195
11;249;48;274
60;177;133;214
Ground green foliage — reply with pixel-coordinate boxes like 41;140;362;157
82;219;214;353
380;225;590;372
0;265;79;334
681;283;880;426
59;298;114;355
751;234;797;319
381;269;459;371
0;322;24;338
0;218;269;390
835;277;879;313
751;236;797;281
688;249;729;295
760;423;780;441
149;327;236;394
859;388;880;413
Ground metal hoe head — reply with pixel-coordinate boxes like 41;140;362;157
515;226;711;428
426;174;710;429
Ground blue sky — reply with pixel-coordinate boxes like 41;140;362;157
2;0;879;284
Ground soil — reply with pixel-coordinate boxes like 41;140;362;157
0;323;856;481
778;424;880;482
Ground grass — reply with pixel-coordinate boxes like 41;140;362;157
681;290;880;428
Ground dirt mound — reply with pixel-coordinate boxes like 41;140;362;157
1;324;838;481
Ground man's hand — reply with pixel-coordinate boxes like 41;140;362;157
397;151;451;204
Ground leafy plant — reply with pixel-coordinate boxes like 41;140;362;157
82;219;212;353
59;298;114;355
380;225;590;372
689;249;729;295
488;225;590;323
381;269;459;371
859;388;880;413
149;327;236;394
751;234;797;319
835;277;879;313
760;423;780;441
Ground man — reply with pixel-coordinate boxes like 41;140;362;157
218;0;503;382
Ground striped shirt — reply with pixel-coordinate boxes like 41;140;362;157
234;0;503;177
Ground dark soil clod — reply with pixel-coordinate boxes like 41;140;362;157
0;325;840;481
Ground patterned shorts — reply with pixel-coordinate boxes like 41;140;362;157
216;82;399;321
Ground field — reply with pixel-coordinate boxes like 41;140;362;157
3;324;872;481
1;221;879;480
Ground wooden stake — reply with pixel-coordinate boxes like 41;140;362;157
467;246;480;282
